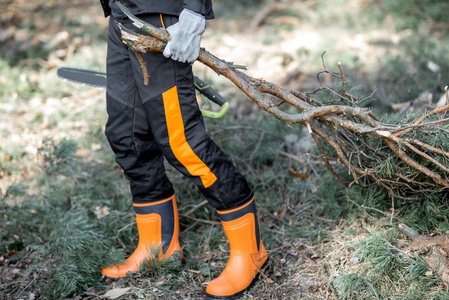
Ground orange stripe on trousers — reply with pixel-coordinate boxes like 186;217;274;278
162;86;217;188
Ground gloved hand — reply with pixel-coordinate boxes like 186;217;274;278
163;9;206;63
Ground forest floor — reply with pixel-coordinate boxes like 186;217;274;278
1;0;449;299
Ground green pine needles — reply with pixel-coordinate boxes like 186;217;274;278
1;137;129;299
333;229;449;300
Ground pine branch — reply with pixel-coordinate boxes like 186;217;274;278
115;3;449;201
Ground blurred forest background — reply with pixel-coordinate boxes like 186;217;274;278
1;0;449;299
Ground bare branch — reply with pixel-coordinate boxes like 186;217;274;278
116;5;449;201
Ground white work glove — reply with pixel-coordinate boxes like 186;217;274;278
163;9;206;63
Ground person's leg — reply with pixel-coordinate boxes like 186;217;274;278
104;15;174;203
135;15;253;211
101;195;182;278
101;15;181;279
131;14;268;298
205;198;268;299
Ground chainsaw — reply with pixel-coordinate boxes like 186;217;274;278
57;66;229;119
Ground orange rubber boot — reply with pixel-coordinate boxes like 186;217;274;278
101;195;182;279
206;198;268;299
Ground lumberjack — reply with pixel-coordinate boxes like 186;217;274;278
98;1;269;299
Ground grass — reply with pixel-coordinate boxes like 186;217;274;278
333;227;449;299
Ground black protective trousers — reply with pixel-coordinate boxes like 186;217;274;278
105;14;253;210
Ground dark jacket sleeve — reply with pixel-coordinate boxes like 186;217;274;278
99;0;111;17
100;0;214;19
183;0;215;19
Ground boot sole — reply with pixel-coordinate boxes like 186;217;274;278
204;257;270;300
101;273;130;281
101;251;185;281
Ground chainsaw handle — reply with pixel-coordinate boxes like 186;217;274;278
194;76;229;119
200;102;229;119
194;76;226;107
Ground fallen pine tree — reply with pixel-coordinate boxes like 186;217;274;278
115;3;449;202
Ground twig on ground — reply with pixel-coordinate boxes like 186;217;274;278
182;200;208;217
